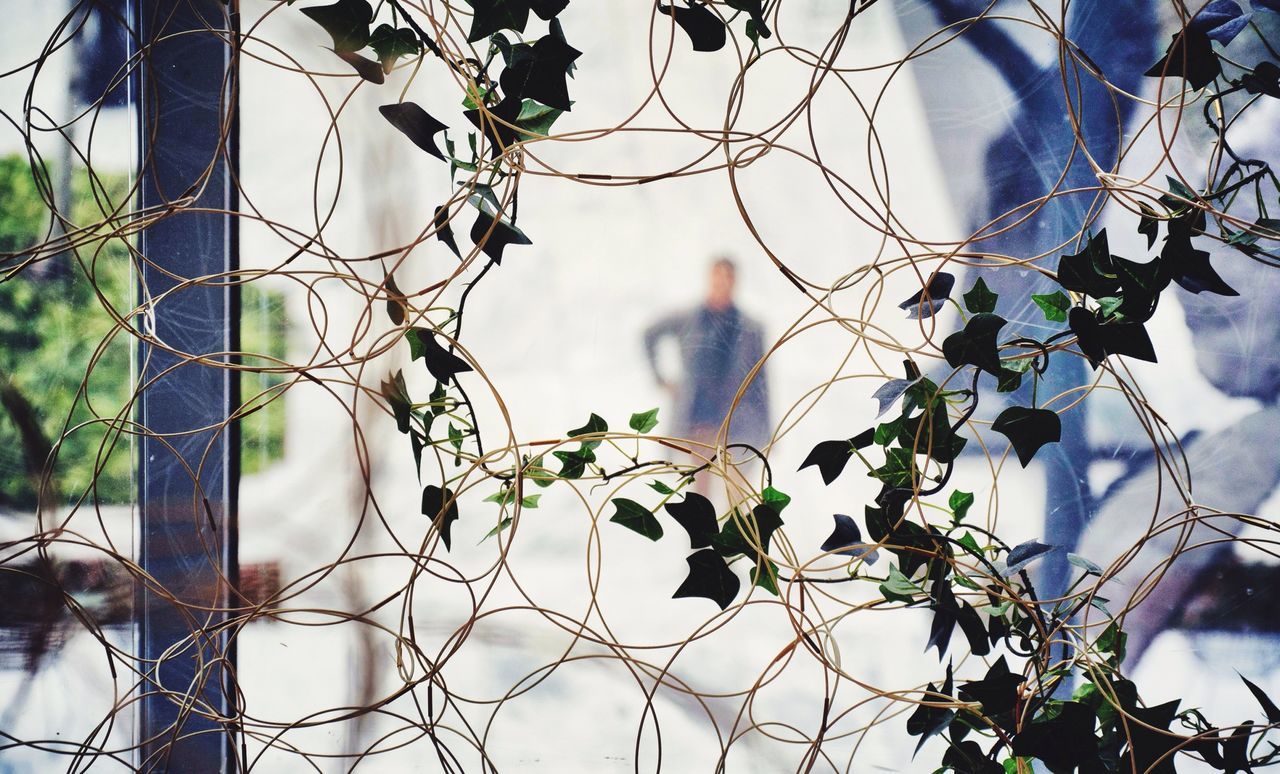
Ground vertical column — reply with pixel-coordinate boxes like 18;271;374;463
133;0;238;771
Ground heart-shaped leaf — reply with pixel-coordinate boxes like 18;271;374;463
658;1;727;52
422;484;461;550
664;492;718;548
962;277;998;314
990;406;1060;467
673;548;740;609
609;498;663;541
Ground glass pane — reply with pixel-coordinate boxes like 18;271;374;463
0;1;136;769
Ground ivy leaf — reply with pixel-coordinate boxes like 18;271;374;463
1161;235;1238;296
528;0;569;20
1057;231;1121;299
300;0;372;52
1138;202;1161;248
1031;291;1070;323
956;602;990;656
1068;307;1157;369
408;328;474;383
942;740;1004;774
1189;0;1250;45
942;313;1007;376
962;277;998;314
552;447;594;479
991;407;1060;467
1240;673;1280;723
1004;539;1057;575
379;102;448;161
1012;701;1102;772
871;446;917;488
422;484;461;550
1145;28;1221;89
335;50;385;83
949;490;974;522
958;656;1026;720
712;504;783;558
658;1;727;52
1242;60;1280;98
761;486;791;515
385;273;406;325
648;479;674;495
880;564;922;603
906;664;954;755
463;95;523;157
499;34;582;111
471;206;532;263
433;205;461;257
368;24;420;71
799;430;873;485
1122;700;1182;774
898;271;956;319
609;498;663;541
629;407;660;433
664;492;718;549
871;378;917;418
380;370;412;433
515;99;566;140
749;559;779;595
673;548;740;609
466;0;530;42
568;413;608;448
819;513;877;563
1067;552;1101;575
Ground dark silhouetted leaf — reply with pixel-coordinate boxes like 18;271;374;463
1146;28;1221;89
962;277;998;314
1069;307;1157;369
956;602;990;656
1122;700;1182;774
942;740;1004;774
499;34;582;111
529;0;569;19
433;205;461;257
422;484;460;550
658;0;727;52
1242;60;1280;98
380;102;448;161
336;50;385;83
467;0;531;42
664;492;718;549
943;313;1007;376
1241;673;1280;724
1012;701;1101;772
1162;235;1238;296
301;0;372;52
381;370;412;433
673;548;740;609
609;498;663;541
906;664;954;755
1057;231;1121;299
958;656;1025;719
899;271;956;319
820;513;877;563
464;94;524;157
471;207;532;263
991;407;1061;467
799;435;864;485
409;328;474;383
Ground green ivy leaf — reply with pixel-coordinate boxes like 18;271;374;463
749;559;779;595
879;564;921;603
609;498;663;541
1031;291;1070;322
648;479;674;495
761;486;790;515
949;490;974;521
628;407;660;433
962;277;998;313
368;24;420;71
568;413;608;449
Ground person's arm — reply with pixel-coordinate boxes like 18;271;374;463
642;312;683;388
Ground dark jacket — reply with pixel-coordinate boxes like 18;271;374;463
642;304;771;449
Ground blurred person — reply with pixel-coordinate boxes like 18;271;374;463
642;257;770;494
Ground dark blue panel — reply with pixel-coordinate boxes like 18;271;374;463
133;0;238;771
